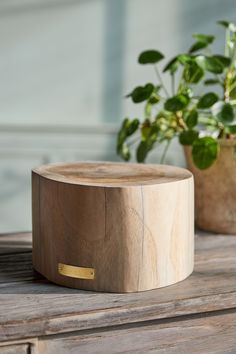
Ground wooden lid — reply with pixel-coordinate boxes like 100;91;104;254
33;161;192;187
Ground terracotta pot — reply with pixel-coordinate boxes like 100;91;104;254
184;139;236;234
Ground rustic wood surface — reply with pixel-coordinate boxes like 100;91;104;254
38;311;236;354
0;343;29;354
0;231;236;347
32;162;194;292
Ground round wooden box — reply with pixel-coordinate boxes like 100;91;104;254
32;162;194;293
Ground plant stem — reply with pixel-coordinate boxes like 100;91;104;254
171;74;175;95
160;139;171;164
175;111;187;130
154;65;170;97
225;27;230;57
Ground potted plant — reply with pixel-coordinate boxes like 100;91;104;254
117;20;236;234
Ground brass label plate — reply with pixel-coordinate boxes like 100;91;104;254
58;263;95;280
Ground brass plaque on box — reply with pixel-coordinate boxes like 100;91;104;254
58;263;95;280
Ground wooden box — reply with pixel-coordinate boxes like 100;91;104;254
32;162;194;293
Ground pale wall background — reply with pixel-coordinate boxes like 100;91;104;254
0;0;235;232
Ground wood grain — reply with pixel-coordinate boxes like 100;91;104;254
0;232;236;342
38;311;236;354
32;162;194;292
0;344;29;354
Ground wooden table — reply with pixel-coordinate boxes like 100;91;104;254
0;232;236;354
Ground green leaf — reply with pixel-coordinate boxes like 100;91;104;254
204;56;224;74
197;92;219;109
213;55;231;67
137;124;159;162
163;56;179;74
188;34;215;54
192;137;219;169
142;123;159;141
126;118;140;135
164;94;190;112
218;103;234;123
117;118;129;152
138;50;164;64
148;85;161;104
179;130;199;145
141;120;151;140
148;95;160;104
177;54;193;65
189;41;209;53
196;55;224;74
136;141;149;162
204;79;221;85
192;33;215;44
227;124;236;134
185;110;198;129
183;61;204;84
120;142;131;161
116;118;139;159
230;86;236;99
218;20;236;31
127;83;154;103
218;20;230;28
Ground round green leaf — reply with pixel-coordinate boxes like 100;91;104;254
136;141;149;162
218;103;234;123
213;55;231;68
197;92;219;109
127;83;154;103
164;95;190;112
127;118;140;135
179;130;199;145
138;50;164;64
183;62;204;84
185;110;198;129
196;55;224;74
205;56;223;73
192;137;219;169
148;95;160;104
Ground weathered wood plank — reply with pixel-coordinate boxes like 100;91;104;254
0;252;41;284
38;311;236;354
0;343;29;354
0;232;235;342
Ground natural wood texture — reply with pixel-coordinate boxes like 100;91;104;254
0;232;236;348
38;311;236;354
0;344;29;354
32;162;194;292
184;139;236;234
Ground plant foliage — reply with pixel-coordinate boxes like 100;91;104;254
117;20;236;169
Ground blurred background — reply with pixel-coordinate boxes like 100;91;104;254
0;0;235;232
